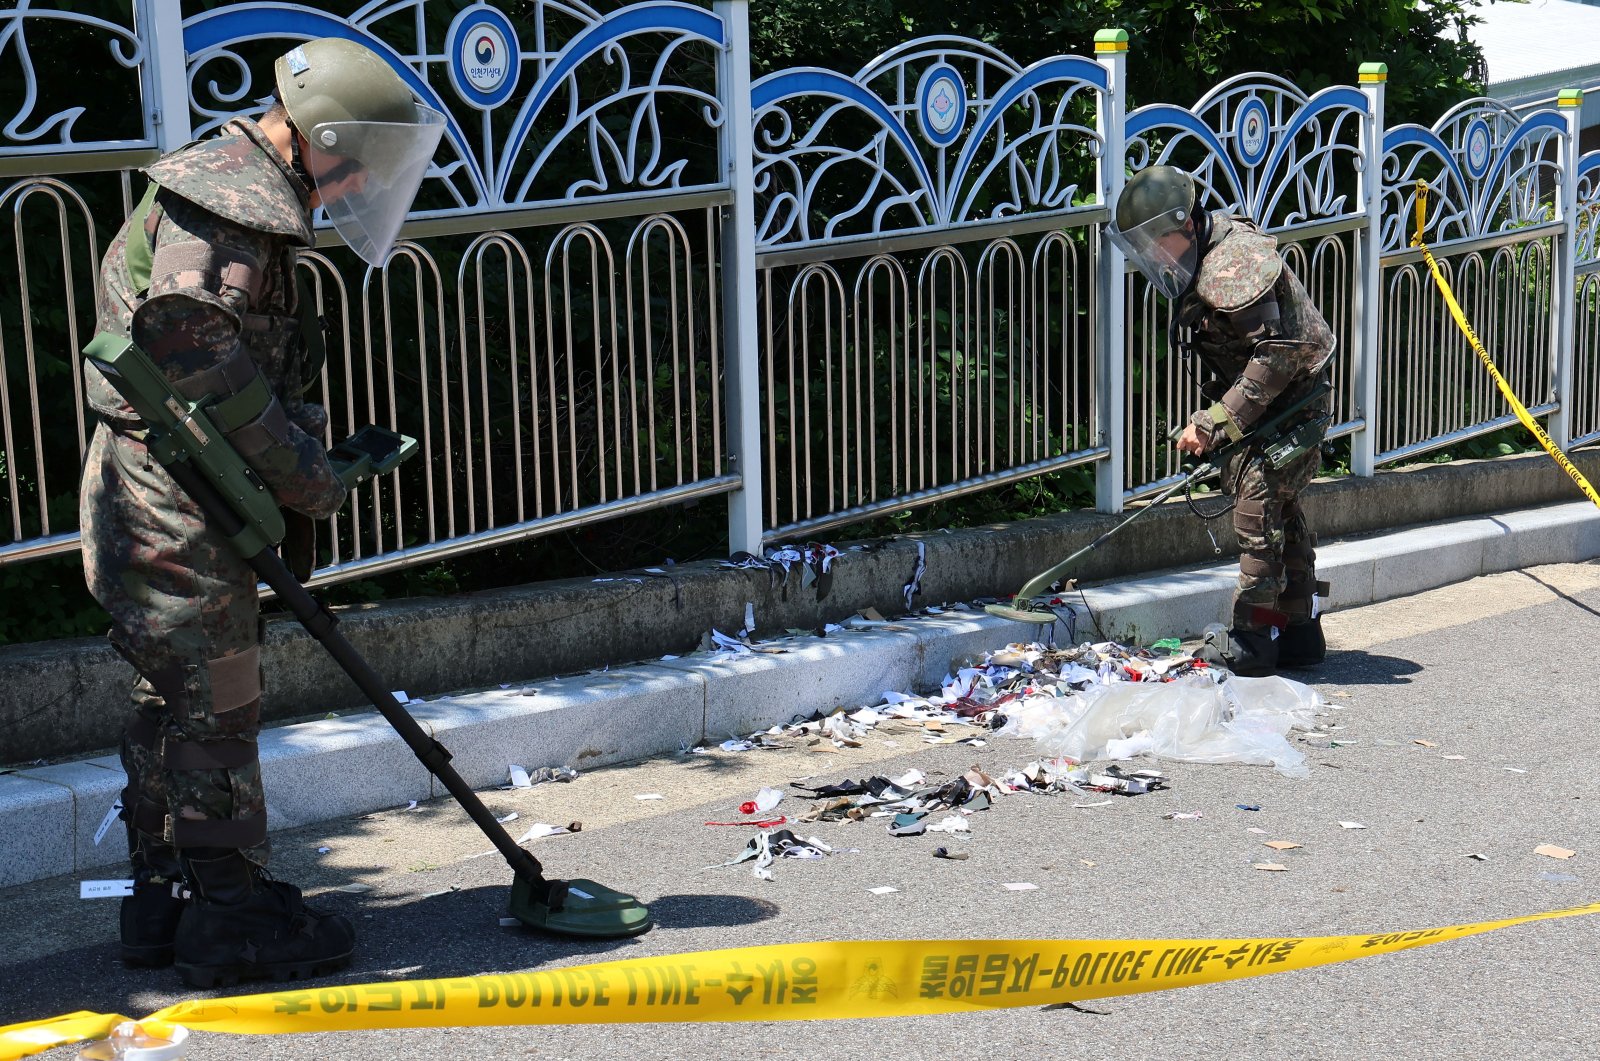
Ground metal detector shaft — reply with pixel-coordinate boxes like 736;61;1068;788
1011;462;1216;603
161;457;561;905
1004;380;1333;608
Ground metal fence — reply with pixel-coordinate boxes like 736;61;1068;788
2;2;1599;597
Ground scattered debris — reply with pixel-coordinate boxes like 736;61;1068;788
1465;853;1488;862
1535;845;1576;860
739;787;785;815
1337;821;1366;830
1413;739;1437;748
1253;863;1288;872
635;793;664;801
517;822;580;842
867;886;899;895
1162;811;1204;821
1263;840;1301;851
1000;882;1038;891
507;764;579;789
933;847;968;861
1236;804;1262;812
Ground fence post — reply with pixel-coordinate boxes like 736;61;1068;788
1550;88;1583;450
1093;29;1128;515
1350;62;1386;478
714;0;764;555
136;0;193;153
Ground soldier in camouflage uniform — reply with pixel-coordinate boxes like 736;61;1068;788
80;38;444;987
1108;166;1336;676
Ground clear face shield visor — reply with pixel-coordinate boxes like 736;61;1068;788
1105;207;1199;300
303;105;447;267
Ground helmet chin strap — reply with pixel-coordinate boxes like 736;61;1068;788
1191;197;1212;262
284;118;316;199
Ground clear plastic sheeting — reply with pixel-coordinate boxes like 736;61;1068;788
997;671;1326;779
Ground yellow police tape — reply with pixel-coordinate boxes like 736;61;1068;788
4;901;1598;1058
1411;180;1600;510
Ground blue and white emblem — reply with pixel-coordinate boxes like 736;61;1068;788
917;64;967;147
1464;118;1492;180
447;5;519;110
1235;97;1270;167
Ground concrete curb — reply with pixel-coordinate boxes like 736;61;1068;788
4;499;1596;889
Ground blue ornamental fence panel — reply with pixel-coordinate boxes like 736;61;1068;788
1376;97;1572;467
1120;73;1373;498
749;37;1111;539
1569;150;1600;448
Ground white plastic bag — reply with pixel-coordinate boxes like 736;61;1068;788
997;672;1324;778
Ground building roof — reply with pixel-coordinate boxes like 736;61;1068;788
1470;0;1600;104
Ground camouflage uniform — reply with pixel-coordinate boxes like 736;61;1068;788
1178;212;1336;634
79;117;347;883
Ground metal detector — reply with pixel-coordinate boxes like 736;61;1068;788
988;382;1332;625
85;333;652;939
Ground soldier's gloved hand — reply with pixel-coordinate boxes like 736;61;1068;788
289;402;330;440
1176;421;1212;457
1182;407;1229;456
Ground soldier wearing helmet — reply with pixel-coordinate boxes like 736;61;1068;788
79;37;444;987
1107;165;1336;676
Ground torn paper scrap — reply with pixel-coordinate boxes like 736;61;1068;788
1535;845;1576;860
1253;863;1288;872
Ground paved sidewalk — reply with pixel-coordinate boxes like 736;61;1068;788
3;561;1599;1058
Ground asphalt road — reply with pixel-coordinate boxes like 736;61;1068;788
4;562;1599;1060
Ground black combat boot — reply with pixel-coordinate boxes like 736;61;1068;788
1198;624;1280;676
174;849;356;989
121;807;187;968
121;876;187;968
1277;617;1325;668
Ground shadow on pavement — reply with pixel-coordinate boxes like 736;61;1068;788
1315;648;1423;685
0;883;666;1026
1518;570;1600;620
646;893;780;929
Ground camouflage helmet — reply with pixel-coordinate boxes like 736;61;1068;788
1113;165;1196;234
1107;166;1202;299
271;38;446;267
273;38;419;151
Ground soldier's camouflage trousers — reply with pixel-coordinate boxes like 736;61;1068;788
80;422;269;879
1222;438;1323;633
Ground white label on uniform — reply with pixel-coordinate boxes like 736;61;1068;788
93;799;123;846
81;880;135;899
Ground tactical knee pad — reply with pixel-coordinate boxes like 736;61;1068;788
145;647;269;852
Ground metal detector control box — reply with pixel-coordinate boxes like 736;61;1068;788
328;425;418;489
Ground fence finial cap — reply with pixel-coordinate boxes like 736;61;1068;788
1559;88;1584;108
1358;62;1388;83
1094;29;1129;53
